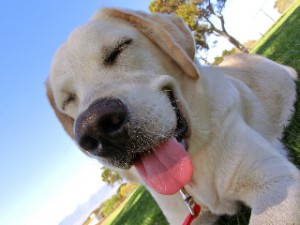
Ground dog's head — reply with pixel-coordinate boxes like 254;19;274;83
47;8;202;193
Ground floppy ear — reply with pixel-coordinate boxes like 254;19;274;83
46;81;75;139
94;8;199;79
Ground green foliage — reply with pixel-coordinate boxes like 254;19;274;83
284;79;300;169
218;2;300;223
85;183;138;224
150;0;219;50
253;0;300;168
274;0;295;13
212;48;237;65
149;0;248;53
150;0;212;50
97;193;123;218
106;185;168;225
101;167;122;185
118;183;138;198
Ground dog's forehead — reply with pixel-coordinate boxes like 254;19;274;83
50;19;139;81
67;19;136;51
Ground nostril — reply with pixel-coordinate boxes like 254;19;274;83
75;98;129;155
79;136;99;152
99;112;126;135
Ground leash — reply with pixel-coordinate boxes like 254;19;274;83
179;188;201;225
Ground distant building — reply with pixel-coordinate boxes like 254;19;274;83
83;213;103;225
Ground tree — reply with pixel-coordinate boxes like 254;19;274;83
212;48;237;65
149;0;248;54
118;183;138;198
274;0;295;14
101;167;122;185
98;193;123;218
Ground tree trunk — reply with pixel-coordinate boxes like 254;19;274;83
217;30;249;53
205;12;249;53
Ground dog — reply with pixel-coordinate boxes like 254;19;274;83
46;8;300;225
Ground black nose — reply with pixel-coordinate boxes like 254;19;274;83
74;98;128;156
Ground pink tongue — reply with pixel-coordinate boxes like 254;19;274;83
134;137;193;195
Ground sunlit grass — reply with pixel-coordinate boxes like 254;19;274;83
253;0;300;168
104;185;168;225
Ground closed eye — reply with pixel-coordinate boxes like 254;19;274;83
103;38;132;66
62;93;76;111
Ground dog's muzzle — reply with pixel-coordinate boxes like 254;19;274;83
74;91;189;168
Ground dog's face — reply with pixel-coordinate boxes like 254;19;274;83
47;9;200;170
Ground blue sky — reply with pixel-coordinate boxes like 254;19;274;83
0;1;151;225
0;0;279;224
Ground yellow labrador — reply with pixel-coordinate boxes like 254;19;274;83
47;8;300;225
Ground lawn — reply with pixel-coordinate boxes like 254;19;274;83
104;185;168;225
105;1;300;224
253;0;300;168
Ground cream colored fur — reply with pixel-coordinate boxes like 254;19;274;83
47;8;300;225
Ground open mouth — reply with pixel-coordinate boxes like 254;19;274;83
166;89;189;150
133;89;193;196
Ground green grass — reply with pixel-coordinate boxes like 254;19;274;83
106;1;300;224
252;0;300;168
104;185;168;225
218;1;300;224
